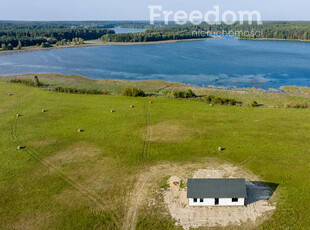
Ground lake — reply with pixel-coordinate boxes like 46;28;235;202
1;33;310;89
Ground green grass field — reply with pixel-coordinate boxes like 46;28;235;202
0;79;309;229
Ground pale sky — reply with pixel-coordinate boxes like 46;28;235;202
0;0;309;21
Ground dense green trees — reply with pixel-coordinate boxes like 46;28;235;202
41;42;52;48
16;41;22;50
101;31;208;43
33;76;40;87
122;87;145;97
10;76;41;87
71;38;84;45
0;22;115;49
1;43;7;50
1;21;310;50
1;43;13;50
149;22;310;41
173;89;196;98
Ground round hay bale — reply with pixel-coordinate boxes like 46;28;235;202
16;114;21;117
149;101;153;104
78;129;83;133
111;110;115;113
17;146;23;150
218;147;223;151
42;109;46;112
8;93;12;96
130;105;134;108
210;104;213;107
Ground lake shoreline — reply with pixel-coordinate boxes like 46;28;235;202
1;73;309;94
0;37;213;54
238;37;310;43
1;37;309;90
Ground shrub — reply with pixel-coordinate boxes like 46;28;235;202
10;78;34;86
249;100;259;107
160;176;170;190
41;42;52;48
204;95;215;103
7;44;13;50
202;95;242;106
186;89;196;98
285;101;309;109
173;89;196;98
1;43;7;50
122;87;145;97
180;179;186;189
33;76;40;87
10;76;42;87
54;86;109;95
16;41;22;50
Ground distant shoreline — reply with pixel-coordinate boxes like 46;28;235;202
238;37;310;43
0;37;213;54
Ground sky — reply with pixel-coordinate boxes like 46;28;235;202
0;0;309;21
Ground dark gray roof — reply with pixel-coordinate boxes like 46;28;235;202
187;178;247;198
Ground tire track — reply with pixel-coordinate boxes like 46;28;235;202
141;103;151;161
122;169;149;230
10;95;21;141
25;147;106;208
239;155;257;167
10;94;122;229
122;103;152;230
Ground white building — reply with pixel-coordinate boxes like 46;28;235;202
187;178;247;206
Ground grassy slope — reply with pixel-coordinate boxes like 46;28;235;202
1;73;310;107
0;81;309;229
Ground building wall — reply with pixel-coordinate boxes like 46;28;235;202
218;198;245;206
189;198;245;206
189;198;214;206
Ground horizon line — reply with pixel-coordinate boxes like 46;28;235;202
1;19;310;23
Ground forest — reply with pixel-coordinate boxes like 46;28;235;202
100;31;208;42
0;27;114;48
144;21;310;40
1;21;310;50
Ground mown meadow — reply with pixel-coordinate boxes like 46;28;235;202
0;79;309;229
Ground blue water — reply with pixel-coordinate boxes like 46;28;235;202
0;35;310;89
113;28;146;34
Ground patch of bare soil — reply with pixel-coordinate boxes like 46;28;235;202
123;160;276;230
55;188;92;209
11;212;55;230
27;137;58;148
123;162;195;230
46;143;101;165
45;143;121;197
42;143;119;212
145;121;192;143
164;165;277;229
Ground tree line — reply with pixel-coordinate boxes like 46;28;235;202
101;31;208;42
147;22;310;41
2;21;310;50
0;28;115;48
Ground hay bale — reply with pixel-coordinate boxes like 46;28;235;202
111;110;115;113
17;146;23;150
16;114;21;117
8;93;12;96
149;101;153;104
218;147;223;151
130;105;134;108
210;104;213;107
78;129;83;132
42;109;46;112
